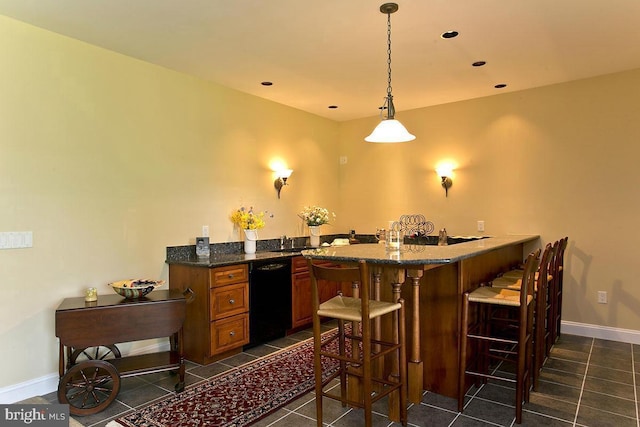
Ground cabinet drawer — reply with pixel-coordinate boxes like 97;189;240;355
210;314;249;355
210;265;248;287
210;282;249;320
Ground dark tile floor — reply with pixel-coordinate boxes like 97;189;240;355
44;326;639;427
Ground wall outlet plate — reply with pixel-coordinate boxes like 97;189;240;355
597;291;607;304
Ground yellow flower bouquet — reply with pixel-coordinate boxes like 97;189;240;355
230;206;266;230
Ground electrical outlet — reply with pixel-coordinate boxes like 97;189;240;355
597;291;607;304
477;221;485;232
202;225;209;237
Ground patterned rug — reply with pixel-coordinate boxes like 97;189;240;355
108;329;341;427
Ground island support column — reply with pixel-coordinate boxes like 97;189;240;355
406;268;424;403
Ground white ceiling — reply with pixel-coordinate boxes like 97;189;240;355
2;0;640;121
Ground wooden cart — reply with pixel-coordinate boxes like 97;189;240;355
55;289;188;416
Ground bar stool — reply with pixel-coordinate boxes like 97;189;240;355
551;236;568;343
307;259;407;427
491;242;557;390
458;250;539;424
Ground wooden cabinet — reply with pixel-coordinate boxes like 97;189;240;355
292;266;313;329
290;256;349;330
169;263;249;364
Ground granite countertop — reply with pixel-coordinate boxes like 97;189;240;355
165;249;305;268
166;235;538;268
301;235;539;265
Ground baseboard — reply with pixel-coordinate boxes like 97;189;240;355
560;320;640;345
0;341;169;404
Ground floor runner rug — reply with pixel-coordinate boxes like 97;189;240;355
108;330;341;427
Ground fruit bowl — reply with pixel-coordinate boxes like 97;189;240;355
109;279;165;299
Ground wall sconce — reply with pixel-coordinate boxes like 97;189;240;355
274;169;293;199
435;166;453;197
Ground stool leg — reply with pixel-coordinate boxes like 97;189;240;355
313;310;324;426
387;281;402;423
372;270;383;392
338;320;347;405
398;299;408;426
347;282;362;405
458;293;469;412
362;317;372;427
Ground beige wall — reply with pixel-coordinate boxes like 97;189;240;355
0;16;340;389
338;68;640;334
2;13;640;394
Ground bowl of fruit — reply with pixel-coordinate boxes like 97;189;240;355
109;279;165;299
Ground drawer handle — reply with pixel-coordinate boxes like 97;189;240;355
228;298;235;305
227;274;234;279
229;331;236;337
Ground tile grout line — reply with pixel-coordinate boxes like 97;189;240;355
572;337;594;427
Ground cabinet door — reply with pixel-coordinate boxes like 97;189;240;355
292;271;345;329
319;278;339;303
291;272;312;329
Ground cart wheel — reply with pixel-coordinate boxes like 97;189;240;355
69;345;121;366
58;360;121;416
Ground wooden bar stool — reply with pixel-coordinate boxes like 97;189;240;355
307;259;407;427
491;242;557;390
551;236;568;343
458;250;539;424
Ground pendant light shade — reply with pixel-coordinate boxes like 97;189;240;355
365;119;415;143
365;3;415;143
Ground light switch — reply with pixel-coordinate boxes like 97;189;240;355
0;231;33;249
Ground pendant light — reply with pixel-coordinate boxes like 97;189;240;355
365;3;415;143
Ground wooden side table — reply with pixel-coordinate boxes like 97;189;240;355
55;289;187;416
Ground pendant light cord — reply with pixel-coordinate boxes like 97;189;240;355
386;11;393;99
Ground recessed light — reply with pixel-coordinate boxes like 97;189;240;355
472;61;486;67
494;84;507;89
261;81;273;86
328;105;338;109
441;30;459;39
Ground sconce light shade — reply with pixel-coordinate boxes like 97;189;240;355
274;169;293;199
365;118;416;143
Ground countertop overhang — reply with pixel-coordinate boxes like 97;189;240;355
301;235;539;265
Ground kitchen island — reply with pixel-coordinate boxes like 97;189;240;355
302;235;539;405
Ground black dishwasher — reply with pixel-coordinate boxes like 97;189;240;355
246;259;292;348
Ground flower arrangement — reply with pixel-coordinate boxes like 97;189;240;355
299;206;335;226
230;206;266;230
